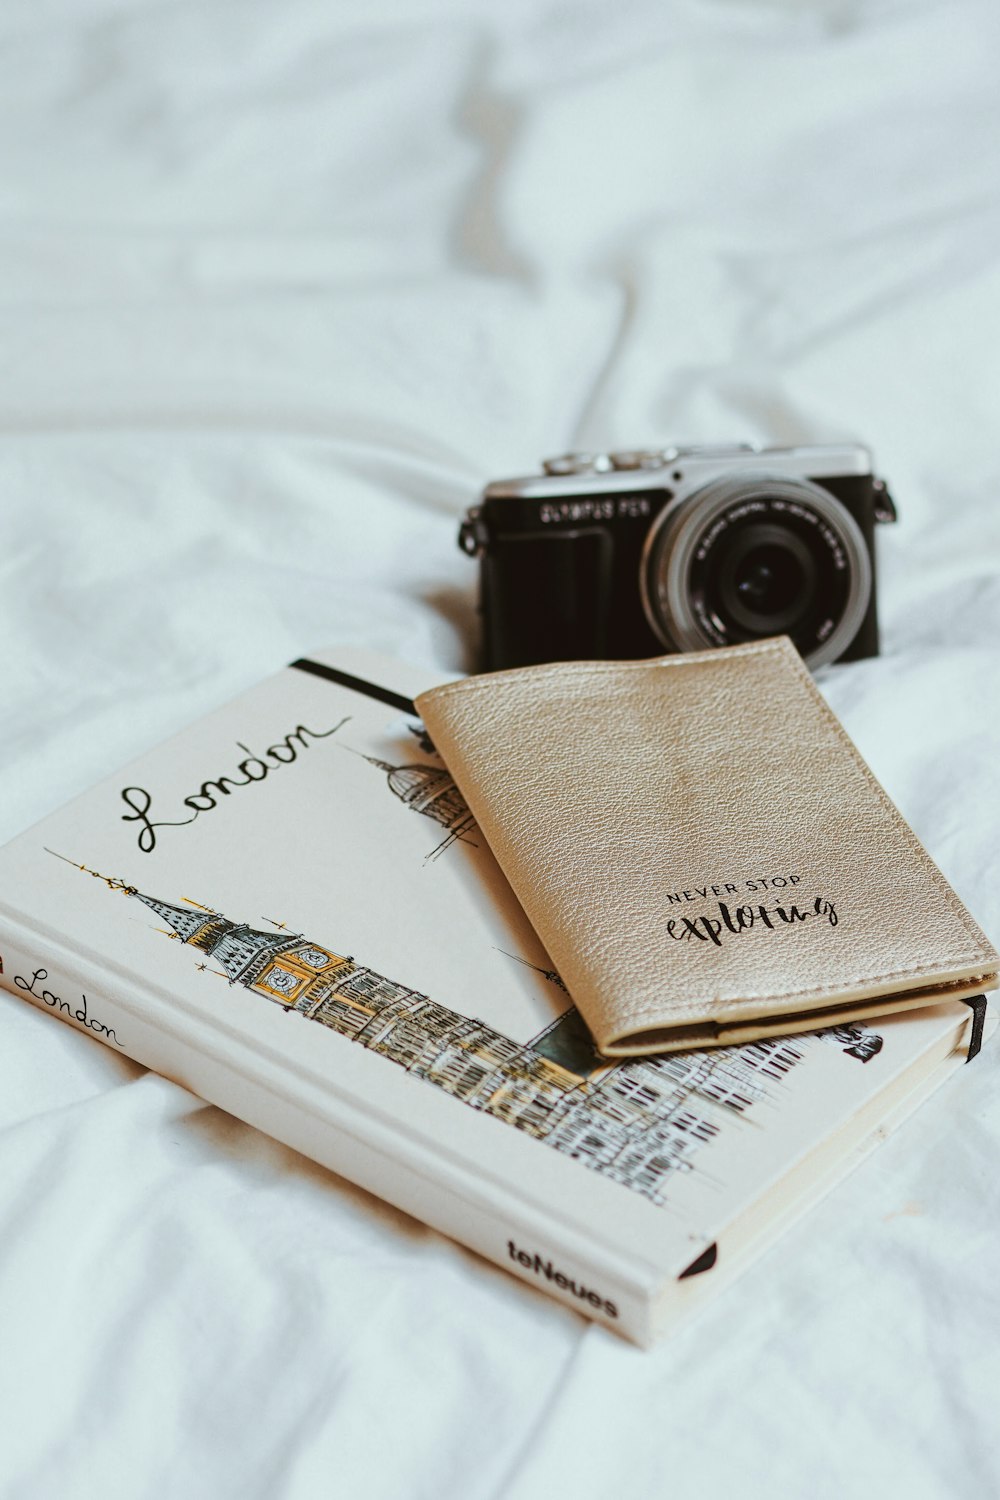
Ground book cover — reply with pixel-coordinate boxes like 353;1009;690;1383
0;648;989;1345
415;640;998;1054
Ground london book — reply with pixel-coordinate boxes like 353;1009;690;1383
0;647;990;1346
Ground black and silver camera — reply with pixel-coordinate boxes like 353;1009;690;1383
459;443;896;671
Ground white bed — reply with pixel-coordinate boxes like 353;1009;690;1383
2;1;999;1495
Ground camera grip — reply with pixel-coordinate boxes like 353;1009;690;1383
481;528;614;670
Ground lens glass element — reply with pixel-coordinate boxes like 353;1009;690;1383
714;521;818;635
735;547;803;614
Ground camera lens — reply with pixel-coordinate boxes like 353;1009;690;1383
639;474;872;669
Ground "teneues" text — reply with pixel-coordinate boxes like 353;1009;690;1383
507;1240;618;1318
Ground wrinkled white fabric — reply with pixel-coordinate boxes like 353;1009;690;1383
1;1;999;1495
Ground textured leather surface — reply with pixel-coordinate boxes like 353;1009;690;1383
416;638;998;1055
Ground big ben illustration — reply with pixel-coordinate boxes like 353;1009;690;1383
122;884;820;1206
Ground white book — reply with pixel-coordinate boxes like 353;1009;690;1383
0;648;990;1346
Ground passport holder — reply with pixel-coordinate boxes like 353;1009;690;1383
415;637;998;1055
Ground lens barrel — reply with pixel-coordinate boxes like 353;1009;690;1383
639;474;872;670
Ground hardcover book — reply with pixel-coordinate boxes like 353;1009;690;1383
0;648;991;1346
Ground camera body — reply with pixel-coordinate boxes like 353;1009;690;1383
459;443;896;672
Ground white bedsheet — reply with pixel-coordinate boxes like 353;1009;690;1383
2;1;999;1495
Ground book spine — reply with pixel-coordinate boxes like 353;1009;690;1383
0;928;653;1346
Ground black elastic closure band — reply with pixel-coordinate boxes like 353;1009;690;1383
679;1242;718;1279
962;994;988;1062
290;658;417;717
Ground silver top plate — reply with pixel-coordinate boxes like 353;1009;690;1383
485;443;872;502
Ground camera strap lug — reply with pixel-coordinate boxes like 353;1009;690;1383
872;478;897;524
459;507;488;557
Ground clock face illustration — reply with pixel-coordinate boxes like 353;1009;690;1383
296;945;329;969
264;966;300;996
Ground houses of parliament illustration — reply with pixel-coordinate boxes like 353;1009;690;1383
121;884;877;1206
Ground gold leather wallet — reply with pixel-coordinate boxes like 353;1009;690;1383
416;637;998;1055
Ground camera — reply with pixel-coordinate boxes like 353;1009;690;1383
459;442;896;671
